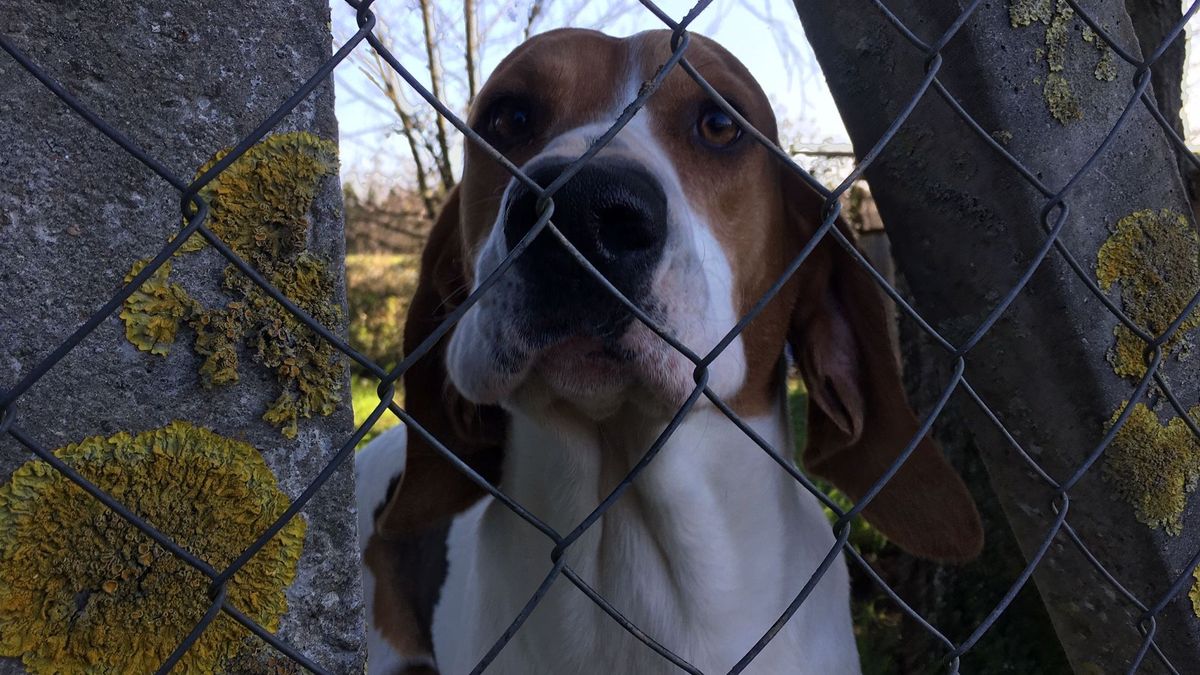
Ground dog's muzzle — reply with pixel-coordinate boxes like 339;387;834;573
503;158;668;339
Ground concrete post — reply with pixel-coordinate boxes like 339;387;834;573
792;1;1200;671
0;1;362;672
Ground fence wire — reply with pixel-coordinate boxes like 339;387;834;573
2;0;1200;673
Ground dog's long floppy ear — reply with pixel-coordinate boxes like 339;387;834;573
376;185;507;538
783;170;983;562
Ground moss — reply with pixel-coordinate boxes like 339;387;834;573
0;422;305;674
121;132;346;438
1095;209;1200;378
1102;403;1200;534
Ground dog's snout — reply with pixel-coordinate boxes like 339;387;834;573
504;160;668;296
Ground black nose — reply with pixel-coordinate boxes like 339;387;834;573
503;159;668;335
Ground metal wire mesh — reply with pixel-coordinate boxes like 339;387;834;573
2;0;1200;672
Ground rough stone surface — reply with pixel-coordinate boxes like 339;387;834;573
793;1;1199;671
0;1;363;672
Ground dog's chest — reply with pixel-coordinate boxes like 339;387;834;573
429;409;861;674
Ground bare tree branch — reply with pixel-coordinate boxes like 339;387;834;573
465;0;479;107
419;0;457;190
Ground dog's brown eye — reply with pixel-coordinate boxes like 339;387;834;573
696;107;741;148
488;98;532;142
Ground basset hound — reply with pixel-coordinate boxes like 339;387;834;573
356;27;983;675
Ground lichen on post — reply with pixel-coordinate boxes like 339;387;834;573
1096;208;1200;379
120;132;346;439
0;1;363;672
0;423;305;674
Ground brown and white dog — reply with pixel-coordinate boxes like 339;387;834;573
356;28;983;674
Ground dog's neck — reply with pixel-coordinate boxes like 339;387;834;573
497;387;833;630
434;383;858;673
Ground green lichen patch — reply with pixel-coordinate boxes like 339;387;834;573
1093;49;1117;82
1009;0;1117;122
1044;73;1083;123
1103;403;1200;535
121;132;345;438
1095;209;1200;379
1009;0;1053;27
1044;2;1073;72
0;422;305;674
1082;27;1118;82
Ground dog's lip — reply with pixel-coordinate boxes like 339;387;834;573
533;334;636;379
539;335;634;363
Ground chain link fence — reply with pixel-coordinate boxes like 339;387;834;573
2;0;1200;672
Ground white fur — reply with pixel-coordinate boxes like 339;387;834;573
431;404;860;674
356;426;424;675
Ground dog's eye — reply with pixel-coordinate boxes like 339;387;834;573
696;107;742;148
487;98;533;143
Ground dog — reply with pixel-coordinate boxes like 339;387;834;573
356;28;983;674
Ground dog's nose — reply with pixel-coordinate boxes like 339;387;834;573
503;160;668;303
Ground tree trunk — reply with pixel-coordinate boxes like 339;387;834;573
1124;0;1192;188
792;1;1200;671
1124;0;1186;138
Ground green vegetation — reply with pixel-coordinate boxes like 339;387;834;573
346;253;420;372
352;374;402;446
345;253;418;446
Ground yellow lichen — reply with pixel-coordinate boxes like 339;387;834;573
1103;403;1200;535
1081;25;1117;82
1095;208;1200;378
1093;49;1117;82
119;260;199;356
1191;566;1200;619
121;132;346;438
1009;0;1117;123
1044;2;1073;72
1009;0;1053;27
224;636;303;675
1044;73;1083;123
0;422;305;674
182;131;338;266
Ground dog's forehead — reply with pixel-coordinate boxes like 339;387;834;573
470;28;774;130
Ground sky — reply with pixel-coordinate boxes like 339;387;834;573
330;1;1200;189
329;0;851;187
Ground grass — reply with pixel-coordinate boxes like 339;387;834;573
345;253;416;448
351;374;403;447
